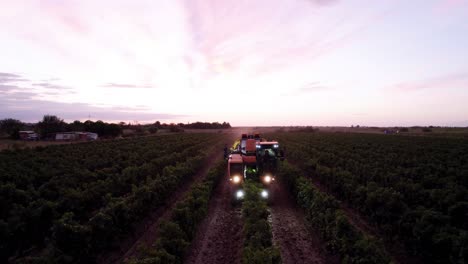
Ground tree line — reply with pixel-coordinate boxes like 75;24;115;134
0;116;121;139
0;117;232;140
152;121;231;130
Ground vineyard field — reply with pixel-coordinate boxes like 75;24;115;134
0;133;228;263
1;131;467;264
271;132;468;263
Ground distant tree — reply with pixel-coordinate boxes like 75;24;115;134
169;125;184;132
82;120;122;137
182;121;231;129
135;125;144;135
37;115;66;137
0;118;24;139
68;120;84;131
222;122;231;128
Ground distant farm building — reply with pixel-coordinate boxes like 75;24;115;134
383;129;399;134
19;131;39;140
55;132;98;141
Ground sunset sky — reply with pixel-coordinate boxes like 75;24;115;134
1;0;468;126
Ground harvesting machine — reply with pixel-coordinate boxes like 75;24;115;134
226;133;284;201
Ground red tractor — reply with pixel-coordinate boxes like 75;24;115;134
227;133;284;201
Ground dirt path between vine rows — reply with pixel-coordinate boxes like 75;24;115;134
184;171;243;264
269;182;339;264
284;156;417;264
98;134;236;264
304;174;421;264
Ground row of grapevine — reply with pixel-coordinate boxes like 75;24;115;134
273;132;468;263
128;160;226;264
241;181;281;264
127;170;281;264
278;161;390;263
0;133;224;263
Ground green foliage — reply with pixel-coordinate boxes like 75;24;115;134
81;120;122;137
37;115;66;136
242;246;282;264
241;181;281;264
35;116;123;138
0;118;24;139
132;161;226;264
154;221;189;261
148;127;158;134
278;162;390;263
52;212;90;257
272;132;468;263
0;133;224;262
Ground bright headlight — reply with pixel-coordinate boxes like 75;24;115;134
233;175;241;183
236;190;244;199
263;175;271;183
261;190;268;198
273;144;279;148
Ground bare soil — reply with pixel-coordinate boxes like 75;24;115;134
269;182;339;264
98;135;235;264
184;172;243;264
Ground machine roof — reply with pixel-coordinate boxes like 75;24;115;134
259;141;278;145
229;154;243;163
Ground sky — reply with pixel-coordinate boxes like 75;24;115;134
1;0;468;126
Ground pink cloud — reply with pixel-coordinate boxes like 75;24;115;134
183;0;393;81
434;0;467;12
38;1;89;34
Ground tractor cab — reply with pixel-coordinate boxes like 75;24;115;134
256;141;282;185
257;141;279;155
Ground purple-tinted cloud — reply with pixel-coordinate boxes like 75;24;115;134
32;82;73;90
0;84;18;91
434;0;467;13
0;92;183;123
307;0;340;7
101;83;154;89
1;73;74;97
0;72;29;83
0;72;20;78
0;74;177;122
